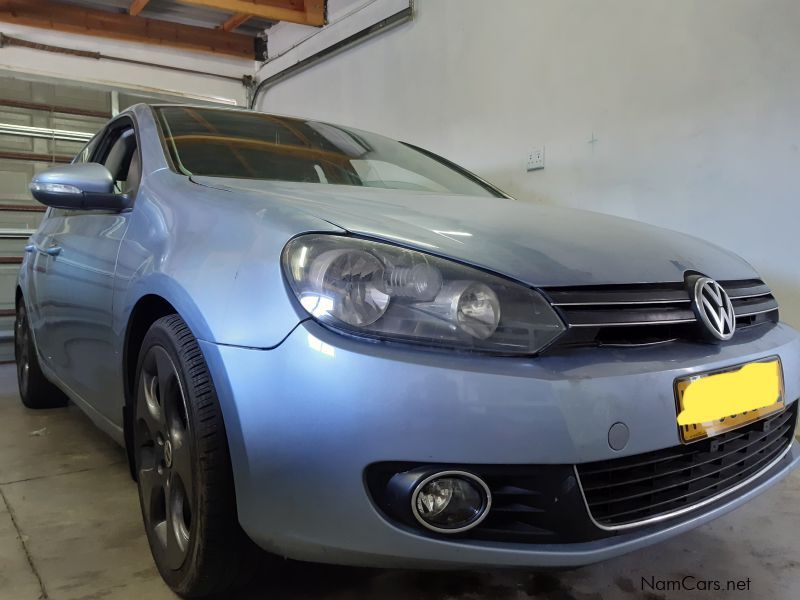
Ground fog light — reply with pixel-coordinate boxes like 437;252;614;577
411;471;491;533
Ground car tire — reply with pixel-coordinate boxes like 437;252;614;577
133;314;261;598
14;299;69;409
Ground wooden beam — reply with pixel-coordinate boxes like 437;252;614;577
0;150;72;163
0;98;110;119
0;0;255;58
0;204;46;212
221;13;250;31
128;0;150;16
304;0;325;27
175;0;325;26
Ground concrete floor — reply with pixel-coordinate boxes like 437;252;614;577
0;363;798;600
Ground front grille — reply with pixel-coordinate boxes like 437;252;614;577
576;403;796;527
543;279;779;347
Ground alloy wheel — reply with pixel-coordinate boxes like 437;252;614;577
136;345;194;570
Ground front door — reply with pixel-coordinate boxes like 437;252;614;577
42;117;140;422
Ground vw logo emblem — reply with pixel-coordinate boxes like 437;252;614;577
164;439;173;469
692;276;736;341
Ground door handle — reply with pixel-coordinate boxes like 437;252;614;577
45;246;62;256
25;244;36;253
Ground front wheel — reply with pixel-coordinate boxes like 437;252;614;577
133;315;260;598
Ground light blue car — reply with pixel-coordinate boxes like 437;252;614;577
17;104;799;598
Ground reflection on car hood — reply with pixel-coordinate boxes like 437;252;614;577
191;177;758;287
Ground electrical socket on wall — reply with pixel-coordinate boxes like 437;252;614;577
527;146;545;171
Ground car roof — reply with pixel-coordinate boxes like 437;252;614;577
133;102;311;123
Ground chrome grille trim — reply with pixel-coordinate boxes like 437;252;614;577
728;291;773;300
736;308;780;317
569;318;696;328
551;299;691;307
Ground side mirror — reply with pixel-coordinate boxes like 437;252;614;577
30;163;129;211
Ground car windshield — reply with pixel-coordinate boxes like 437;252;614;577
155;106;503;197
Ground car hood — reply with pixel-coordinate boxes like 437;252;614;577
192;177;758;287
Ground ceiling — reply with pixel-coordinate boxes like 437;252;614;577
63;0;278;37
0;0;327;59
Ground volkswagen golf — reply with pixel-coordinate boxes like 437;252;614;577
16;104;800;598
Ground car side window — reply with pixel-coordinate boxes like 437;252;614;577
98;126;141;197
73;132;102;164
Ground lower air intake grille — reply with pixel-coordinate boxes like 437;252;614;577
576;403;796;527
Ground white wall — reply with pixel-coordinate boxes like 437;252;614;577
0;23;250;105
265;0;374;58
256;0;800;327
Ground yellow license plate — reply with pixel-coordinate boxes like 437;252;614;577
675;357;784;443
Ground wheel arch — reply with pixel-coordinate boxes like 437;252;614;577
122;294;179;479
120;273;221;479
123;295;179;398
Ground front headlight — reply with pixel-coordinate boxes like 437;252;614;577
282;234;565;355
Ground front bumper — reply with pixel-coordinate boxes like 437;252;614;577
199;321;800;568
